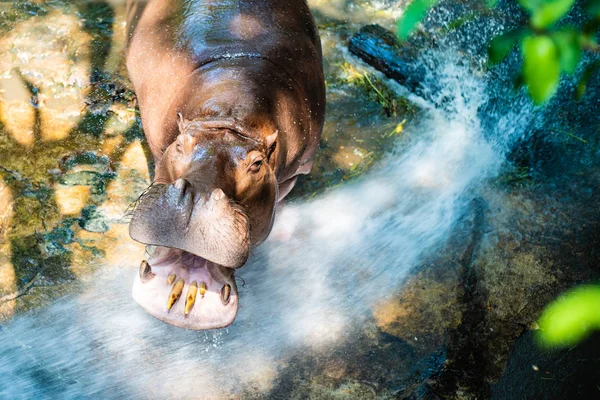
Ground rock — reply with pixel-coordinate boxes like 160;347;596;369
78;206;109;233
348;24;429;97
373;268;463;351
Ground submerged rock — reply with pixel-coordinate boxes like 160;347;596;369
78;206;109;233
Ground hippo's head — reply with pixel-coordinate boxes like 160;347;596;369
129;117;278;329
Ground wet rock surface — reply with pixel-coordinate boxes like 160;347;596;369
349;24;428;96
341;14;600;399
0;0;599;399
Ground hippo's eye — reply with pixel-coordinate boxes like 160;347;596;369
249;158;263;173
175;143;183;153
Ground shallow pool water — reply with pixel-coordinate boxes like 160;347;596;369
1;0;600;398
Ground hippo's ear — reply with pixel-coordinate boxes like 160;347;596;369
266;131;278;161
177;113;190;134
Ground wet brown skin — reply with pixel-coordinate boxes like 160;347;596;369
125;0;325;329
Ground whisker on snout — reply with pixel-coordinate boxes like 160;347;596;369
235;275;246;288
229;200;250;228
125;181;166;219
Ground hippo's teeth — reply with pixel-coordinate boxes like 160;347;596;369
184;281;198;316
173;178;185;190
167;273;176;285
139;260;155;283
166;278;185;311
199;281;207;297
221;284;231;304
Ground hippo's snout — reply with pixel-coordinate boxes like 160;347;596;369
129;178;250;269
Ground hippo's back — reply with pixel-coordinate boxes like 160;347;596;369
180;0;321;66
126;0;325;158
128;0;321;63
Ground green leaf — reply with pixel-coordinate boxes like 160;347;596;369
513;73;525;90
531;0;575;29
445;13;477;33
537;285;600;348
518;0;544;12
586;0;600;18
397;0;438;40
521;35;561;104
485;0;499;8
551;28;581;74
576;60;600;99
580;29;597;48
488;29;523;65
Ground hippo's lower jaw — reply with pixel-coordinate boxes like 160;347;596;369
132;246;238;330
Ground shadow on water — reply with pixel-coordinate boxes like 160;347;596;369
0;0;147;310
12;70;42;141
75;1;115;138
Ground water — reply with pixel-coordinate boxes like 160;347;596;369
0;0;570;398
1;52;533;400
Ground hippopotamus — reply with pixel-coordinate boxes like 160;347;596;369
125;0;325;330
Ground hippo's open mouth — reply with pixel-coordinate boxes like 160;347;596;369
128;178;250;330
133;246;238;330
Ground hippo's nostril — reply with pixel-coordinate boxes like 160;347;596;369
166;278;185;311
221;284;231;304
139;260;155;283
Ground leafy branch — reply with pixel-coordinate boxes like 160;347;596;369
397;0;600;104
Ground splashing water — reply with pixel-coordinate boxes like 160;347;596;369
256;50;533;346
0;9;537;400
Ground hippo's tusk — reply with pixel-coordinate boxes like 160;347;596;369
184;281;198;316
173;178;186;190
199;281;207;297
167;273;176;285
139;260;155;283
167;278;185;311
221;284;231;304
